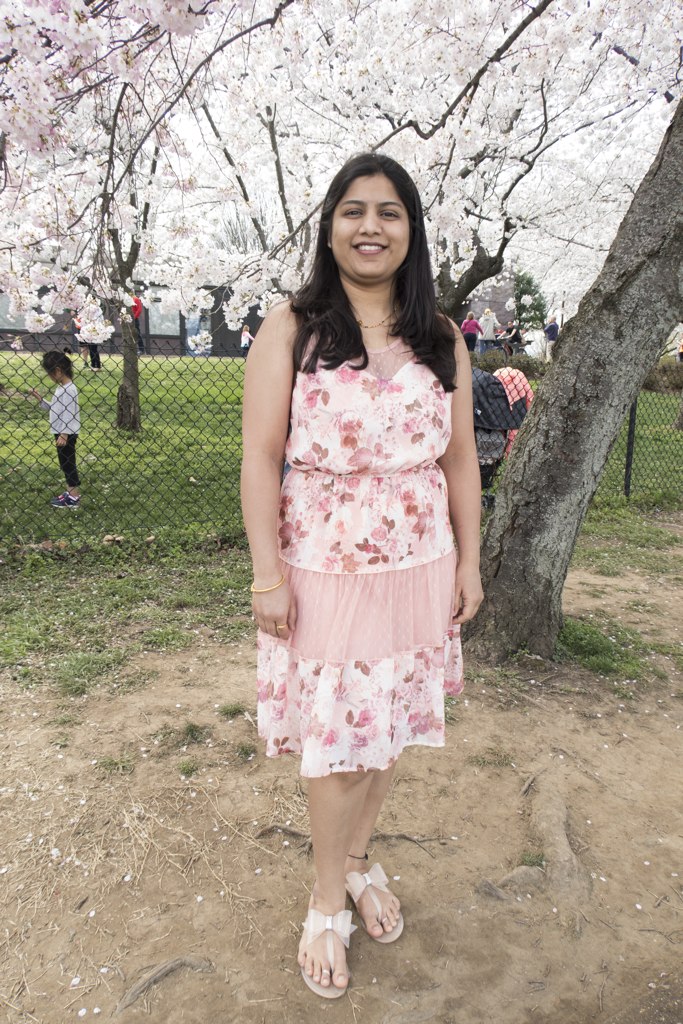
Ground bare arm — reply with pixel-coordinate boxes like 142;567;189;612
436;325;484;624
240;302;297;639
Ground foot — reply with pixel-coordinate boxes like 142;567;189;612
344;857;402;940
298;887;352;994
50;493;80;509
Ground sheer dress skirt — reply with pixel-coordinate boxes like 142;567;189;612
256;552;463;778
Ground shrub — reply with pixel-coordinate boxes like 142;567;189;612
472;350;548;380
642;361;683;393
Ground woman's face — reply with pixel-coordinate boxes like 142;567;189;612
329;174;410;290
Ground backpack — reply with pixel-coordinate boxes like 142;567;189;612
472;368;528;465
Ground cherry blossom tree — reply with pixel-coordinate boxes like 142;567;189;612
467;97;683;659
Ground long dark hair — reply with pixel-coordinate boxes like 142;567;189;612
291;153;456;391
42;350;73;378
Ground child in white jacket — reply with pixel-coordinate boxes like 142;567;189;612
29;350;82;509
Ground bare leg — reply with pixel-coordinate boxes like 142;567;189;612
298;771;373;991
344;763;402;938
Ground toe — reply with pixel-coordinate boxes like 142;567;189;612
333;966;347;989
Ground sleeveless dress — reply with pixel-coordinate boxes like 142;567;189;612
256;339;464;778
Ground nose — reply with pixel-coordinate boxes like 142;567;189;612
358;210;382;235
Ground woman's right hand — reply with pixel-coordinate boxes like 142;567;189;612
252;581;297;640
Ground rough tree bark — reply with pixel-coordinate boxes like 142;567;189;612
116;318;141;431
465;99;683;661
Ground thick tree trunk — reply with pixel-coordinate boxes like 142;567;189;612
466;100;683;661
437;245;505;318
116;319;141;431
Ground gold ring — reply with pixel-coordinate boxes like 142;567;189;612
276;624;287;630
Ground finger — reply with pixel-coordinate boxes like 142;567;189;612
288;601;297;633
275;620;290;640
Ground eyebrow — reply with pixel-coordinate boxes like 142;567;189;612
339;199;404;208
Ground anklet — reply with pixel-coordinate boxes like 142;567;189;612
348;851;368;861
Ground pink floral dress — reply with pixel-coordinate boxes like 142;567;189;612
257;339;463;777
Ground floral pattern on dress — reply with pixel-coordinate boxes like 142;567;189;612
257;627;463;778
282;358;454;572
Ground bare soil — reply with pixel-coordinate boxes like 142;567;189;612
1;548;682;1024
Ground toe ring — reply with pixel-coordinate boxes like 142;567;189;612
321;969;331;976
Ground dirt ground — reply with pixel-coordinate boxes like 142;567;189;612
1;542;682;1024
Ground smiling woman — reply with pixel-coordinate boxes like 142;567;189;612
240;152;483;1000
330;177;410;294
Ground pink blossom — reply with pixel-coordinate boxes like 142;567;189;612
322;728;339;747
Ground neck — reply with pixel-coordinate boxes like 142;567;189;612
341;278;394;322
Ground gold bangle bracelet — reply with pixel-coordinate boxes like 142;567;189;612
250;575;285;594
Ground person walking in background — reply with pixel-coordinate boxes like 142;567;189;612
478;308;500;353
543;316;560;360
242;152;482;999
460;311;482;353
28;350;82;509
240;324;255;354
131;295;145;355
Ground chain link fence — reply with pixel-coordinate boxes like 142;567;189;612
1;334;681;546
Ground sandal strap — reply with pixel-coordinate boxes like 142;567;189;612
345;862;390;905
302;908;355;952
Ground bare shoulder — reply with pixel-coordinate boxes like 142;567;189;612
257;298;298;344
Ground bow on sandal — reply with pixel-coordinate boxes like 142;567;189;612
345;862;404;943
300;908;356;998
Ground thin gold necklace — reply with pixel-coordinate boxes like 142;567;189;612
356;312;392;329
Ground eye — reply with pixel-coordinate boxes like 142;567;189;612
343;208;362;217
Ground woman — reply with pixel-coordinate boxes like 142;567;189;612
240;324;255;354
478;308;500;353
241;153;483;999
460;310;482;352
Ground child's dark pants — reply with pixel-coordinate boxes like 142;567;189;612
55;434;80;488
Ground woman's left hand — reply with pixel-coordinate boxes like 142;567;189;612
452;563;484;625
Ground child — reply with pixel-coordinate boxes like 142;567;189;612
28;350;82;509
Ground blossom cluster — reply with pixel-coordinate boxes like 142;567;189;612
0;0;680;336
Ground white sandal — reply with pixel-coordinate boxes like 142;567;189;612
300;908;355;998
345;862;404;944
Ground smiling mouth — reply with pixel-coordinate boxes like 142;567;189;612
354;244;386;253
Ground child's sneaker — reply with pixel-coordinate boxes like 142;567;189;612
50;493;80;509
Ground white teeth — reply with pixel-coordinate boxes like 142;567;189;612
357;245;384;252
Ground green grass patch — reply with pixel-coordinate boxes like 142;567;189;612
218;702;247;720
573;503;682;579
0;546;252;695
0;351;246;543
178;757;200;777
519;851;545;869
55;650;128;696
97;754;134;775
556;617;647;678
142;626;193;651
466;747;515;769
180;721;211;744
236;742;257;762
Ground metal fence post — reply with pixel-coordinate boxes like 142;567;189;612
623;398;638;498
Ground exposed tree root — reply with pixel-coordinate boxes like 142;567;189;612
115;956;214;1014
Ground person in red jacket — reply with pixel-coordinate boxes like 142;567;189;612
131;295;144;355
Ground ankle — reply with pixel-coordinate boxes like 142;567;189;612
311;881;346;910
